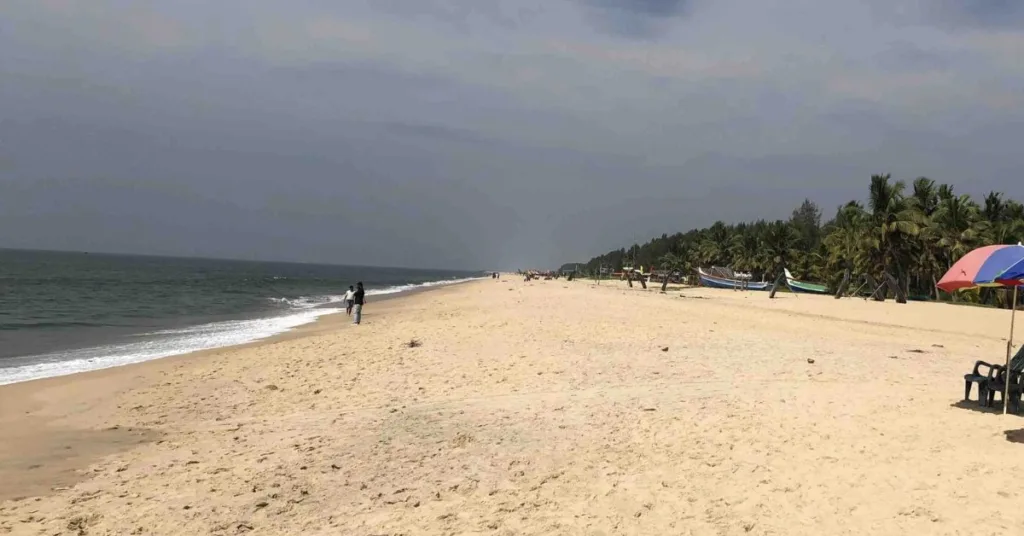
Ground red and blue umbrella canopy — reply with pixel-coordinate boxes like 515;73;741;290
936;244;1024;293
997;254;1024;283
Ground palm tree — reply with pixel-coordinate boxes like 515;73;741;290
911;217;943;299
911;177;939;217
992;218;1024;246
728;223;761;275
759;220;800;281
982;193;1024;247
658;252;684;291
698;222;732;268
823;201;869;283
983;191;1006;224
927;192;987;302
998;201;1024;245
907;178;942;297
1006;200;1024;221
934;193;986;264
866;174;921;292
938;183;955;202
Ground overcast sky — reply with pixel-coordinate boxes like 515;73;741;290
2;0;1024;269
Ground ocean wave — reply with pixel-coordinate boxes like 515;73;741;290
0;320;113;331
366;276;484;296
0;308;341;386
0;275;483;386
266;295;345;309
264;276;484;308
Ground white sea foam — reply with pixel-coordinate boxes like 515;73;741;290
0;276;483;386
0;308;341;386
365;276;484;296
265;295;345;309
263;276;484;307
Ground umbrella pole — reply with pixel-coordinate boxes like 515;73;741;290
1006;286;1019;415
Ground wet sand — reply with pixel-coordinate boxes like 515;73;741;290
2;278;1024;535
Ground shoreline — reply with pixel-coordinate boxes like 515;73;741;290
0;277;468;398
0;279;482;503
0;277;483;388
5;277;1024;534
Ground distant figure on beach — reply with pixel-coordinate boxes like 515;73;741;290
353;282;365;325
344;286;355;316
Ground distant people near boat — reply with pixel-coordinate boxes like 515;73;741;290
353;282;365;325
344;285;355;316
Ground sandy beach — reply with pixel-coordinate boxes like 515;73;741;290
2;278;1024;535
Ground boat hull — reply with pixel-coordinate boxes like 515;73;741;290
786;279;830;294
783;269;829;294
698;269;771;291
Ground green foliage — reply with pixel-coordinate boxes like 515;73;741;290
584;175;1024;303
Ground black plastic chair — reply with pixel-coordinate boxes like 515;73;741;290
965;345;1024;406
987;368;1024;413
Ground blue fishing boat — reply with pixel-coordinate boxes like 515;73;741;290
698;267;771;291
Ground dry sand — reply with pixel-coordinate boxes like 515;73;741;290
2;278;1024;535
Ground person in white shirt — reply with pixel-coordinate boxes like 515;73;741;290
344;286;355;316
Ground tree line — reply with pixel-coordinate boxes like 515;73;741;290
584;174;1024;302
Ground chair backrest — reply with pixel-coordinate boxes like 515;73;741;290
1009;345;1024;373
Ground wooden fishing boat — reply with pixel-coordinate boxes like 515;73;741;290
698;267;771;291
783;268;829;294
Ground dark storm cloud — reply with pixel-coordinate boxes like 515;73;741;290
2;0;1024;269
929;0;1024;29
366;0;537;32
579;0;696;38
582;0;693;18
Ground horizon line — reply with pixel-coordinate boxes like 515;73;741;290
0;246;483;274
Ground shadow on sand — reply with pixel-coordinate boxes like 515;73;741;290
950;400;1007;415
949;402;1024;443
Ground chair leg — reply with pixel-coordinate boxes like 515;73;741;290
966;380;973;401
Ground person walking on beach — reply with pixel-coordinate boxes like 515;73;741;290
352;282;365;325
344;286;355;316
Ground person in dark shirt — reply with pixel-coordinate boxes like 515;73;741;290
352;282;366;325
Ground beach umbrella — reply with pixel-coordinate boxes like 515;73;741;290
993;253;1024;284
936;244;1024;291
937;244;1024;414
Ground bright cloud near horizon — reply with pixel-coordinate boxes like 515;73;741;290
2;0;1023;269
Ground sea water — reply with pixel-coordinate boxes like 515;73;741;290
0;249;482;385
